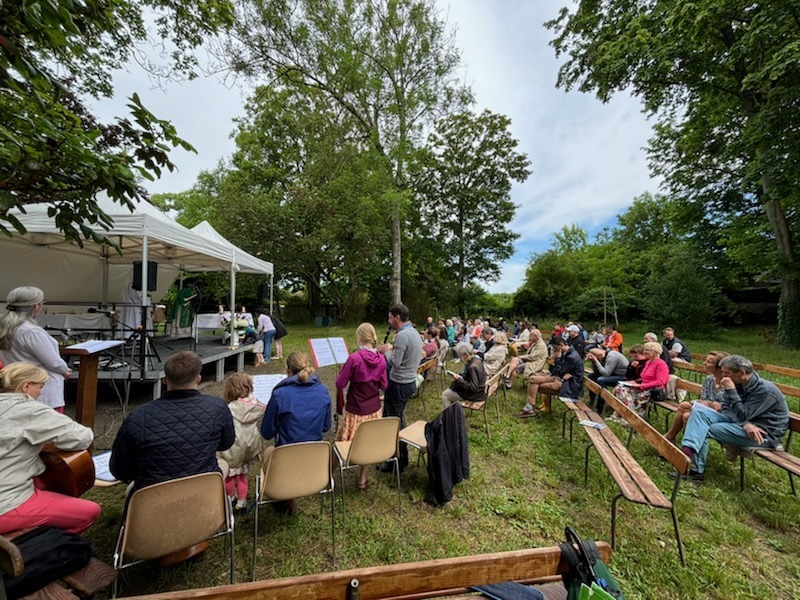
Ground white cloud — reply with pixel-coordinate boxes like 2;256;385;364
94;1;661;295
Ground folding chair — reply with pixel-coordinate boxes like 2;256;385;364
252;441;335;579
112;472;234;597
460;371;502;441
333;417;402;519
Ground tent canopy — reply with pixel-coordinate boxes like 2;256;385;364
190;221;274;275
2;196;273;305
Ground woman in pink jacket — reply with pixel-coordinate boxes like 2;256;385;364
612;341;670;418
335;323;388;489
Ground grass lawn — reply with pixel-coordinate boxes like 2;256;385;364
83;323;800;599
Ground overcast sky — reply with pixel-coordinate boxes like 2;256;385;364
94;0;660;294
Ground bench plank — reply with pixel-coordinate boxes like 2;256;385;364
122;545;612;600
61;558;118;598
755;449;800;476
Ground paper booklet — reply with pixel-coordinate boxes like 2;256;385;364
579;420;607;430
252;374;287;406
308;337;350;368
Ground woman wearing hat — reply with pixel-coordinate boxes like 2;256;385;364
0;286;72;412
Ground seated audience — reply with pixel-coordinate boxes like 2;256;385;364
261;352;332;447
505;328;548;389
477;328;494;358
671;355;788;482
111;351;235;493
422;329;438;359
662;327;692;362
436;327;450;353
625;344;647;381
445;319;456;345
603;324;623;353
482;331;509;377
442;342;486;410
644;331;674;373
218;372;266;513
335;324;387;490
0;363;100;535
565;324;585;358
665;351;729;443
509;323;531;356
611;341;669;419
585;328;605;352
518;337;584;416
586;347;629;413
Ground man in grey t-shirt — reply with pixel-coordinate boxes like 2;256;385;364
378;303;423;471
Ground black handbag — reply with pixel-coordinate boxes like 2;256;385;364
3;527;94;599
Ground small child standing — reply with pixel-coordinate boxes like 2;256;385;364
218;372;266;512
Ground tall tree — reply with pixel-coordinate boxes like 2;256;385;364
1;0;234;243
157;85;393;321
224;0;467;304
548;1;800;346
412;109;530;314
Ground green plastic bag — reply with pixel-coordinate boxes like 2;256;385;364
559;527;625;600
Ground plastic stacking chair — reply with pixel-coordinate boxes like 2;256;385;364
333;417;402;519
399;420;428;468
252;441;335;580
111;472;234;597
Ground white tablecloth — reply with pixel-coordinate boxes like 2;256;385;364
39;313;111;331
194;314;225;329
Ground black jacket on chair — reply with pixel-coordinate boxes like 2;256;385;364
425;403;470;505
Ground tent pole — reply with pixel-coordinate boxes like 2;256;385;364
270;273;274;315
101;246;109;306
230;250;237;348
140;237;149;380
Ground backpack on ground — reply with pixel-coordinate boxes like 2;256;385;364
559;526;624;600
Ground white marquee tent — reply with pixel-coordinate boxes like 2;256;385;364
1;196;273;311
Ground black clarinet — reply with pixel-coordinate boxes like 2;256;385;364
382;327;392;344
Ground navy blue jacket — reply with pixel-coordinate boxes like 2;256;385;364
110;389;235;492
550;346;585;399
261;374;332;445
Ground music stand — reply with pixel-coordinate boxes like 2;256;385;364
110;306;173;379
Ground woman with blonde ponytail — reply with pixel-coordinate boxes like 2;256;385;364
260;351;332;447
335;323;387;489
259;351;333;514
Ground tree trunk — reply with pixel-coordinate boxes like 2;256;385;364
762;185;800;348
390;215;402;305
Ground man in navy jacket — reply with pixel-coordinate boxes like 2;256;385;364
111;351;235;493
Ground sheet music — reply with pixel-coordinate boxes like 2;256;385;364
67;340;125;353
309;338;337;368
252;374;286;406
328;337;349;364
92;450;118;482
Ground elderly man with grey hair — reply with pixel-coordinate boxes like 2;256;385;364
442;342;486;410
670;355;789;482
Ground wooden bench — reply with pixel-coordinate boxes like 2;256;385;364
738;411;800;495
582;379;690;564
115;543;612;600
0;531;117;600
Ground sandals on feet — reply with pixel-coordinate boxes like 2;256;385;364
357;480;368;490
